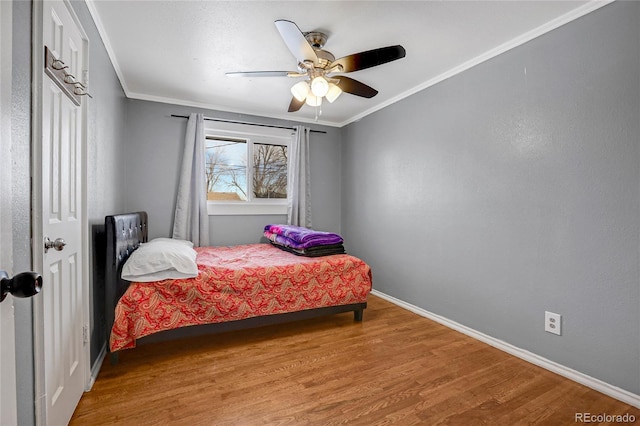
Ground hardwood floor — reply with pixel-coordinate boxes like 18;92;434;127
71;295;639;425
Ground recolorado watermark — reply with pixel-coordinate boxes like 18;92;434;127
575;412;636;423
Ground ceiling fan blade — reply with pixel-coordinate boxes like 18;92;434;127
274;20;318;64
330;45;406;73
288;96;305;112
226;71;295;77
335;76;378;98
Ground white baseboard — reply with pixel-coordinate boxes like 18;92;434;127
86;343;107;391
371;289;640;409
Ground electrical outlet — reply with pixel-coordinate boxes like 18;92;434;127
545;311;561;335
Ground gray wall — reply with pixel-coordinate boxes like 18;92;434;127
69;0;128;368
341;1;639;395
123;99;342;245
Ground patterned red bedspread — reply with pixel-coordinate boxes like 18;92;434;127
110;243;372;351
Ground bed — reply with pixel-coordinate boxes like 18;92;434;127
105;212;372;359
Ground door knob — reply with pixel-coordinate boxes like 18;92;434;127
0;271;43;303
44;237;66;253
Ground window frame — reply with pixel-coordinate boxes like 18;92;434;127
204;121;293;216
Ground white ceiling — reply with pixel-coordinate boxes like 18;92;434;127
86;1;610;127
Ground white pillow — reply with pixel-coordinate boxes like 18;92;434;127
145;237;194;248
121;238;198;282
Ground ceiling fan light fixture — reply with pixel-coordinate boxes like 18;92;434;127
291;81;310;102
305;94;322;107
325;83;342;103
310;76;329;97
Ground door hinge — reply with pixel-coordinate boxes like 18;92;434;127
83;325;89;344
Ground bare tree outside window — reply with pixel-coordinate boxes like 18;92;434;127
253;143;287;199
205;137;288;202
205;138;247;201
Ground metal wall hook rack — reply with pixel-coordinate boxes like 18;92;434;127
44;45;92;105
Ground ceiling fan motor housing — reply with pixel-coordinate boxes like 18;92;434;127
303;31;335;68
314;49;335;68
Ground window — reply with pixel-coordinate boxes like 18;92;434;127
204;122;292;215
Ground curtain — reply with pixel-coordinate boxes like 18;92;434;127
287;125;312;227
172;113;210;246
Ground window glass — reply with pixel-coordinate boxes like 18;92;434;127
253;143;287;199
205;137;247;201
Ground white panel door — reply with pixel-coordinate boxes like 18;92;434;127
0;2;18;425
38;1;86;424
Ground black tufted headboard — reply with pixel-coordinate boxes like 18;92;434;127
105;211;148;352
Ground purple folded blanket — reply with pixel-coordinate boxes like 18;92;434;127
264;224;343;249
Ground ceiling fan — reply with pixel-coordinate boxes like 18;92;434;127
226;20;406;113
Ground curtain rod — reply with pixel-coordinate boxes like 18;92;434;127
171;114;327;134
